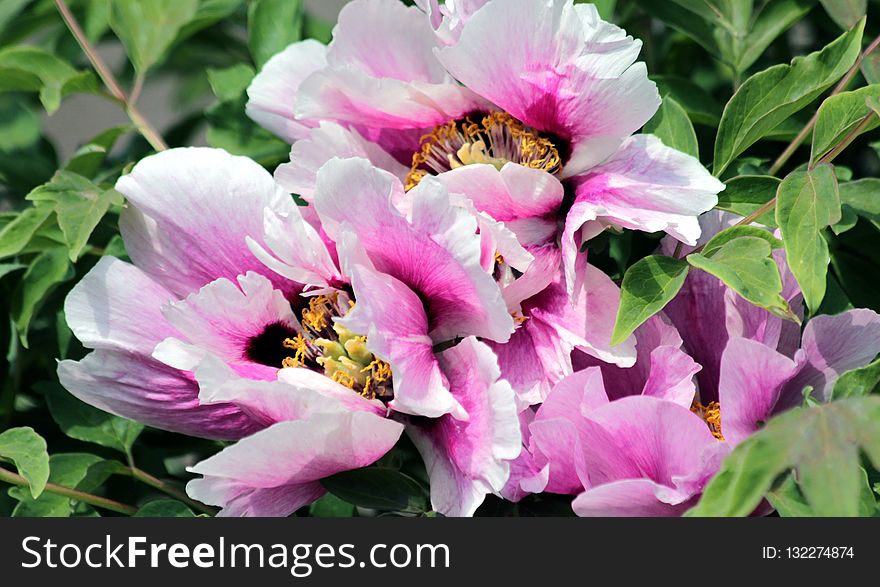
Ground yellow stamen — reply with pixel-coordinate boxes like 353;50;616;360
331;369;357;389
406;111;562;190
691;400;724;441
302;295;332;332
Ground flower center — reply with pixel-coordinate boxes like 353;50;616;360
405;111;563;190
280;294;393;401
691;400;724;441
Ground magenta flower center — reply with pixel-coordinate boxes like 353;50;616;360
405;110;563;190
280;294;394;401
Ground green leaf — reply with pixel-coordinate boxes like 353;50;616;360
10;247;74;346
733;0;816;73
714;175;779;226
9;454;121;517
775;164;841;314
248;0;304;69
636;0;813;74
811;85;880;164
110;0;199;73
643;96;698;158
651;75;721;126
0;427;49;499
831;358;880;399
713;19;864;176
64;126;131;178
611;255;689;346
309;493;357;518
819;0;866;30
687;236;795;320
39;381;143;456
699;225;783;257
322;468;429;514
0;94;40;151
0;0;30;39
134;500;195;517
207;63;256;101
0;204;54;260
205;64;289;165
836;178;880;231
689;396;880;517
0;46;100;113
26;171;123;261
0;262;25;280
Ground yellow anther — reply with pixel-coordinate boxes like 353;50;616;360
691;400;724;441
281;356;301;369
331;370;357;389
406;110;562;191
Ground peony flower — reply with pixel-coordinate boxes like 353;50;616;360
56;147;335;440
57;146;523;516
510;214;880;514
249;0;724;297
187;336;520;517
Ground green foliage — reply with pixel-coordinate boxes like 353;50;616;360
40;381;143;457
689;397;880;517
248;0;304;69
612;255;689;345
811;85;880;164
9;453;121;517
643;96;698;157
776;164;841;314
713;19;864;176
0;427;49;498
714;175;779;225
0;46;99;113
134;499;195;517
685;226;795;321
110;0;199;73
322;468;430;514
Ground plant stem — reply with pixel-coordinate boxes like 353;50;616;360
0;466;138;515
54;0;168;152
768;33;880;176
128;466;217;515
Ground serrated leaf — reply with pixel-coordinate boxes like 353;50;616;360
0;427;49;499
775;164;841;313
689;396;880;517
687;236;794;320
134;500;195;517
811;85;880;164
322;468;429;514
110;0;199;73
39;381;143;456
248;0;304;69
0;46;100;113
10;247;73;346
611;255;689;346
713;19;864;176
643;96;698;158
